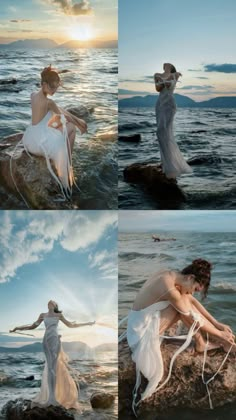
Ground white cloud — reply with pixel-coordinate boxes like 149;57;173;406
0;211;117;283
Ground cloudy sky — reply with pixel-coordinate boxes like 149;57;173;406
119;0;236;101
0;211;117;348
0;0;117;44
119;210;236;232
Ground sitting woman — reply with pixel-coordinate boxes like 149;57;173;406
120;259;235;414
22;65;87;199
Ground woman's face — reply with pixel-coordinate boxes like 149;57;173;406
183;275;204;294
48;300;56;310
163;63;171;72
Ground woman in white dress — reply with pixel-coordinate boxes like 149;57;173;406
120;259;235;413
10;300;95;409
22;65;87;199
154;62;192;180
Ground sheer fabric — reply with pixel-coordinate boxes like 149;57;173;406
155;78;192;178
31;316;80;410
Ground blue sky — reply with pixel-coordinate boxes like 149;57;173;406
0;0;117;44
119;210;236;233
119;0;236;100
0;211;117;347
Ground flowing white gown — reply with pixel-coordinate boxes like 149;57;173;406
22;111;74;199
31;316;80;410
155;77;193;178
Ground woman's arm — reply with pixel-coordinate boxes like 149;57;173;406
191;296;232;332
47;99;87;134
9;313;44;332
59;314;95;328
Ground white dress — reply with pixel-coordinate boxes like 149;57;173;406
22;111;74;199
31;316;80;410
127;301;202;413
155;77;193;178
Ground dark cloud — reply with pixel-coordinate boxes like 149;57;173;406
10;19;32;22
179;85;214;91
204;64;236;73
46;0;92;15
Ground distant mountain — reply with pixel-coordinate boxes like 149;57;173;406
0;341;116;353
95;343;117;353
59;39;118;49
119;94;236;108
0;38;58;49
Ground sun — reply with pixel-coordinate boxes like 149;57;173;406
68;23;93;41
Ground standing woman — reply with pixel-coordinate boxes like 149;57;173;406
10;300;95;409
154;62;192;180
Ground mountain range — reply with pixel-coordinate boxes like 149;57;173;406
119;93;236;108
0;341;117;353
0;38;117;49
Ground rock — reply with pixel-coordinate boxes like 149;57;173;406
58;69;70;74
0;133;76;209
67;105;94;121
188;155;222;165
1;398;75;420
0;78;17;85
123;162;186;203
119;134;141;142
119;339;236;418
24;375;34;381
90;392;115;409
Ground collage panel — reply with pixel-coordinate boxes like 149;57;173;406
0;210;118;419
119;210;236;419
119;0;236;210
0;0;118;211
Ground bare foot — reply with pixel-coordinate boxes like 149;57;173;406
195;340;222;353
222;342;236;353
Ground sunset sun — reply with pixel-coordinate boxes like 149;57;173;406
68;24;93;41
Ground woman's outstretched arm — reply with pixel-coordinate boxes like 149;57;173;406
9;313;44;332
47;99;87;134
59;313;95;328
190;295;232;333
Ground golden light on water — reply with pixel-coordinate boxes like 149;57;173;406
68;23;93;41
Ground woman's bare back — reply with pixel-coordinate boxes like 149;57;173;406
132;270;177;310
31;91;49;125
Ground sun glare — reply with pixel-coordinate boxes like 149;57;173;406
68;24;93;41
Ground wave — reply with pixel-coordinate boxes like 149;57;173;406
213;128;236;135
97;67;118;74
211;282;236;293
119;251;157;260
119;121;154;131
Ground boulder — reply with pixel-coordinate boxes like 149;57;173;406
123;162;186;203
0;133;76;209
119;134;141;142
67;105;94;121
0;78;17;85
119;339;236;418
90;392;115;409
188;155;222;165
1;398;74;420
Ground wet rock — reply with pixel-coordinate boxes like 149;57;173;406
90;392;115;409
0;133;75;209
188;155;222;165
67;105;94;121
24;375;34;381
119;339;236;418
0;78;17;85
1;398;75;420
119;134;141;142
123;162;186;203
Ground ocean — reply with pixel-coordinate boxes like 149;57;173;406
118;231;236;419
0;349;117;419
0;48;118;209
119;107;236;209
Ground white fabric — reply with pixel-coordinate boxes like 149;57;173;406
22;111;74;198
155;77;193;178
127;301;201;414
31;316;80;409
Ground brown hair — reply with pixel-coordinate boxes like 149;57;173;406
41;65;60;87
170;64;177;73
181;259;212;298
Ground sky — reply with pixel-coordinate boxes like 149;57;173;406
119;210;236;233
0;0;117;44
119;0;236;101
0;210;117;348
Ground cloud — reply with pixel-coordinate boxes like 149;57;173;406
89;249;117;281
204;64;236;73
179;85;214;91
10;19;32;22
195;77;209;80
120;76;153;83
119;89;151;95
0;212;117;283
44;0;93;15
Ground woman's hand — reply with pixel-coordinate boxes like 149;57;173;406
216;322;233;334
73;117;87;135
9;328;17;333
48;114;63;130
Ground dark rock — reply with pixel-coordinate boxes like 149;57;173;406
119;339;236;418
119;134;141;142
67;105;94;121
24;376;34;381
123;162;186;203
0;78;17;85
188;155;222;165
1;398;75;420
58;69;70;74
90;392;115;409
0;133;76;209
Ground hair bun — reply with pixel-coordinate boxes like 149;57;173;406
192;259;212;270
